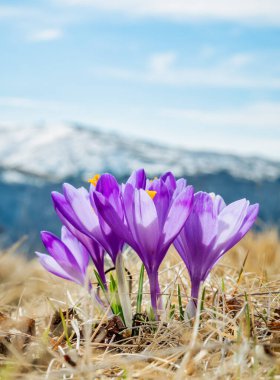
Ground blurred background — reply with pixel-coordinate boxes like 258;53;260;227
0;0;280;253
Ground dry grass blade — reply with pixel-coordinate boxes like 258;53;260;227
0;229;279;379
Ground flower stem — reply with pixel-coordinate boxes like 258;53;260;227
115;253;132;329
191;281;200;302
148;271;162;319
184;280;201;320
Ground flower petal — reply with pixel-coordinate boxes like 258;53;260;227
41;231;76;266
40;231;84;283
93;191;134;250
213;194;226;214
203;202;259;280
54;206;104;267
36;252;80;284
61;226;89;275
52;191;88;234
133;189;160;268
214;199;250;252
163;186;194;248
160;172;177;193
152;180;170;230
173;178;187;198
173;191;218;283
95;173;122;213
126;168;146;189
63;183;100;235
221;203;259;254
122;184;142;250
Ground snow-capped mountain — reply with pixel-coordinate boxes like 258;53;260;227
0;123;279;183
0;122;279;252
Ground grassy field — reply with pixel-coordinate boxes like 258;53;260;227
0;230;280;379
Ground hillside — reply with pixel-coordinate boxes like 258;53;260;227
0;123;280;252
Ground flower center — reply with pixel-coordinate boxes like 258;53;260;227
88;174;101;187
146;190;157;199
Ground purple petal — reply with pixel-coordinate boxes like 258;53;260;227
239;203;259;236
152;180;170;230
160;172;177;193
214;199;250;252
173;192;218;283
54;206;104;268
133;189;160;267
203;202;259;280
126;168;146;189
36;252;80;284
56;185;121;263
52;191;88;234
220;203;259;255
95;174;121;212
61;226;89;275
173;178;187;198
122;184;141;245
213;194;226;214
93;191;134;251
41;231;79;269
162;186;194;248
63;184;100;235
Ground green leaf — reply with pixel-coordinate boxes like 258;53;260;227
109;273;117;294
59;308;72;349
169;304;175;319
244;292;251;337
177;284;184;321
94;269;107;295
136;264;145;314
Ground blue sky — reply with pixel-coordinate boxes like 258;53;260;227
0;0;280;159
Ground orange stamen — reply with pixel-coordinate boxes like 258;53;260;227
88;174;101;187
146;190;157;199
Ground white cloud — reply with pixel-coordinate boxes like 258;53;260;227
29;28;63;42
0;97;64;110
0;6;34;19
161;102;280;130
57;0;280;25
148;52;177;73
93;52;280;90
0;5;45;25
226;53;254;68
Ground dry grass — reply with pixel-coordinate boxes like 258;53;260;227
0;230;280;379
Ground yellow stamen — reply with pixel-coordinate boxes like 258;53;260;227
146;190;157;200
88;174;101;187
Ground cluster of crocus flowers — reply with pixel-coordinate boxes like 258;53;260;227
37;169;259;321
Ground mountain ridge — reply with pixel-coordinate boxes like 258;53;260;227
0;122;279;252
0;122;279;183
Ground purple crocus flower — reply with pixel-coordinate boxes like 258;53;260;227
54;207;106;285
148;171;187;200
51;182;124;265
174;191;259;311
51;169;147;289
36;226;90;286
94;178;194;315
51;169;146;268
